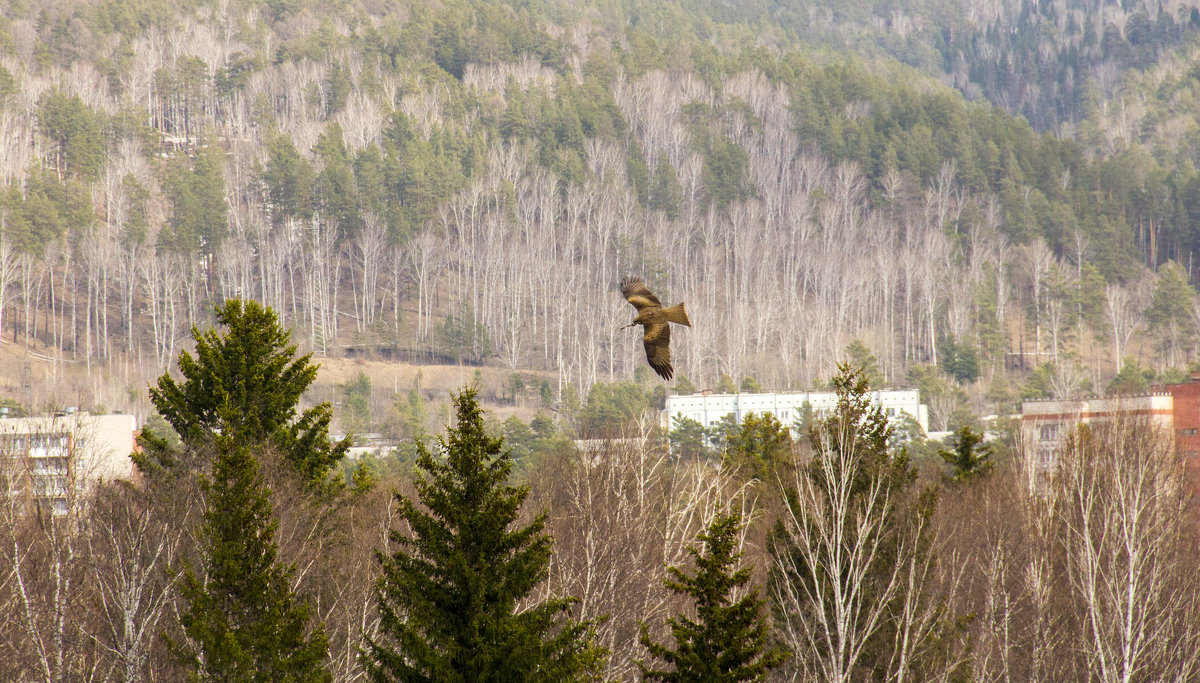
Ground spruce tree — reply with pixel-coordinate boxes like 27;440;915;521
172;432;330;682
938;424;992;481
639;509;787;682
135;298;346;488
364;387;604;682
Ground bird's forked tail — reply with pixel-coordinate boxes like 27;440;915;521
664;303;691;326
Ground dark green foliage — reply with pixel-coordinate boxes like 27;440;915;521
1020;362;1057;400
350;459;379;494
503;415;535;459
376;111;479;237
0;64;15;103
263;131;315;224
889;412;927;453
649;157;682;219
907;364;969;429
683;103;752;209
341;371;372;435
1146;261;1195;362
363;388;605;682
845;339;884;387
740;376;762;393
119;173;150;246
388;380;428;442
136;299;346;488
1107;360;1153;395
938;424;992;481
172;436;330;683
503;412;568;464
314;125;360;234
717;374;737;394
508;372;526;403
627;144;650;204
37;90;106;179
720;412;793;481
649;384;668;410
215;51;260;98
670;415;709;459
159;144;228;258
0;170;93;254
0;397;26;418
438;302;491;364
791;400;815;435
639;509;788;682
674;375;697;395
577;380;656;436
324;61;351;115
938;337;980;384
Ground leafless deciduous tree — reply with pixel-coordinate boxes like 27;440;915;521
350;215;386;332
84;481;189;683
0;419;109;682
528;424;738;679
771;383;956;683
0;234;17;345
1058;418;1200;682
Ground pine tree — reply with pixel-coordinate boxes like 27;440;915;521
135;299;346;488
363;387;604;682
938;424;992;481
639;509;788;682
172;432;330;682
721;412;794;482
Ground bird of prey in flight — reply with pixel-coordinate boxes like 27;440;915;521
620;277;691;380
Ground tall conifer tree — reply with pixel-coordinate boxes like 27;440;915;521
136;298;346;488
639;509;787;682
364;387;604;682
172;433;330;682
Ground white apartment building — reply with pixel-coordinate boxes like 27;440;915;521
0;411;138;515
666;389;929;434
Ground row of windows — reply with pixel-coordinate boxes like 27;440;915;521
0;433;71;456
1039;423;1200;440
677;407;914;426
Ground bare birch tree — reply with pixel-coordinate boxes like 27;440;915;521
1058;417;1200;682
529;423;733;679
770;367;955;682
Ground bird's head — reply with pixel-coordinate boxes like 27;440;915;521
625;310;651;328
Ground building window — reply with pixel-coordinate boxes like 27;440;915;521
1038;424;1060;441
1037;448;1055;468
1181;428;1198;437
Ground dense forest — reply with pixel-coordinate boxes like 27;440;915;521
5;302;1199;682
6;0;1200;428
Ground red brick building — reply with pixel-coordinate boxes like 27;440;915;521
1155;373;1200;489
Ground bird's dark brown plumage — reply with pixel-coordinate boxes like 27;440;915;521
620;277;691;381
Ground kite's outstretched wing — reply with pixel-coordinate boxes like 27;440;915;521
621;277;663;312
642;321;673;380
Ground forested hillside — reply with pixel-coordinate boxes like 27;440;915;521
3;0;1200;424
9;2;1200;682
